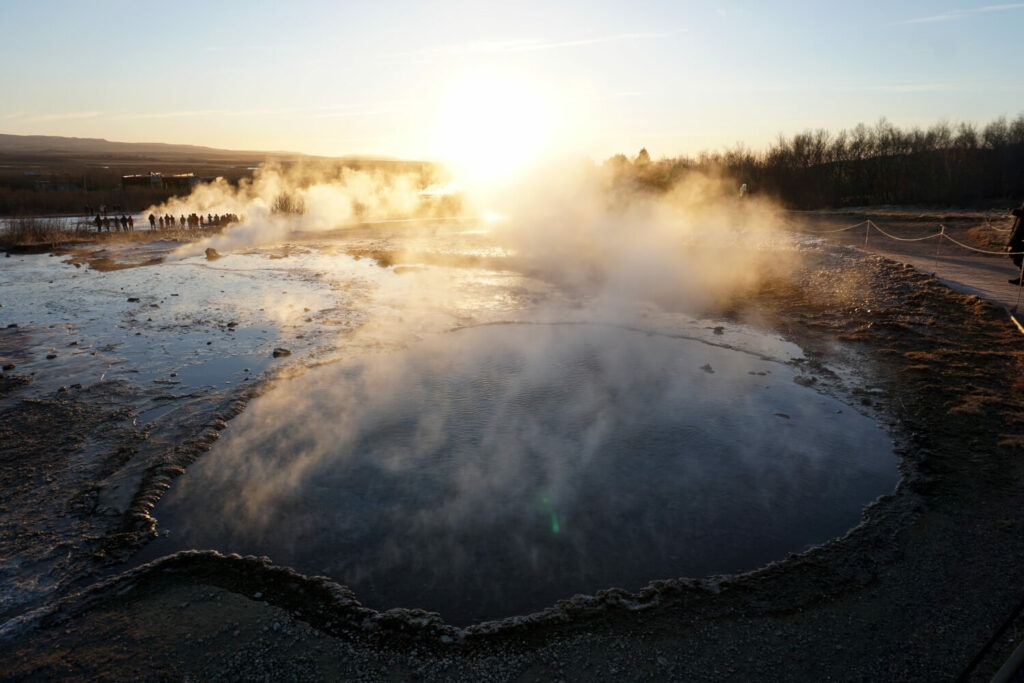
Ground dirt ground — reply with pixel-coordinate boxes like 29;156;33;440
3;216;1024;681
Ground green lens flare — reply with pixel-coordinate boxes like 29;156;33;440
551;512;560;534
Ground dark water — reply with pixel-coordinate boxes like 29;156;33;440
135;323;898;625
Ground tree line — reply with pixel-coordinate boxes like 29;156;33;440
609;115;1024;208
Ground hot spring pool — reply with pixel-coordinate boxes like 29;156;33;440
135;322;898;625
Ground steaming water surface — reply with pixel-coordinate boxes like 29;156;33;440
137;323;897;625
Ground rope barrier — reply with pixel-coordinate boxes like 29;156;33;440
865;220;943;243
938;232;1024;256
797;216;1024;331
800;219;1024;255
933;225;944;273
985;211;1013;232
802;220;869;234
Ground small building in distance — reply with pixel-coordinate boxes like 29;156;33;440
122;171;200;192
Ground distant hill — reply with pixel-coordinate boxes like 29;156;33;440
0;134;440;216
0;134;306;160
0;134;406;166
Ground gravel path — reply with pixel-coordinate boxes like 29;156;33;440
796;208;1024;312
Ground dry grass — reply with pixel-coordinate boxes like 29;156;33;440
1;217;226;247
965;224;1011;250
1;217;90;244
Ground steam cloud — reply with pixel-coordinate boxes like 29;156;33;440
163;323;895;622
145;155;875;622
147;156;793;313
145;161;457;259
486;160;794;312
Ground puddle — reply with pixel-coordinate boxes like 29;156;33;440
134;322;898;626
0;249;366;396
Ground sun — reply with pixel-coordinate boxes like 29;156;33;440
434;74;555;184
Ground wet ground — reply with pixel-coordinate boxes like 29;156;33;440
2;215;1024;680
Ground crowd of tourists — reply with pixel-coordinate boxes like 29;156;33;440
87;211;239;233
147;212;239;230
93;214;134;232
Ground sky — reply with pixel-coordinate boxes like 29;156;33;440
1;0;1022;164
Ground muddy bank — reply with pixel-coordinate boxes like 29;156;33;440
0;369;259;622
0;239;372;620
0;226;226;251
2;240;1024;680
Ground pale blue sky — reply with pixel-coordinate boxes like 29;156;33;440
1;0;1021;161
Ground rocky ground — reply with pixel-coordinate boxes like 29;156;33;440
2;222;1024;680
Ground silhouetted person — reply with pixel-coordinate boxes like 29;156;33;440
1008;201;1024;284
149;213;156;229
180;215;186;228
94;215;102;232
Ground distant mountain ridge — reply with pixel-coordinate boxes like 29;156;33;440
0;134;404;164
0;133;309;160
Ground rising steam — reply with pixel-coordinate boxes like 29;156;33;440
148;154;792;314
483;159;794;313
145;161;460;259
148;154;842;621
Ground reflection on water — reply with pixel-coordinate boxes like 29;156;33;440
137;323;897;625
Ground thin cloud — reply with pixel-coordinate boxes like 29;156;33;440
305;109;394;119
511;32;675;52
116;107;307;120
555;90;653;105
113;102;409;122
116;109;234;120
873;83;958;93
897;3;1024;24
2;112;25;120
203;44;283;53
827;82;961;94
401;31;674;59
26;111;100;122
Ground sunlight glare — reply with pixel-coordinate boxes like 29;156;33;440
435;74;555;184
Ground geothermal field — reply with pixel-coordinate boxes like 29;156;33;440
2;165;1024;679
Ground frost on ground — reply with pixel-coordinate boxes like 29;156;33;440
1;223;1024;680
